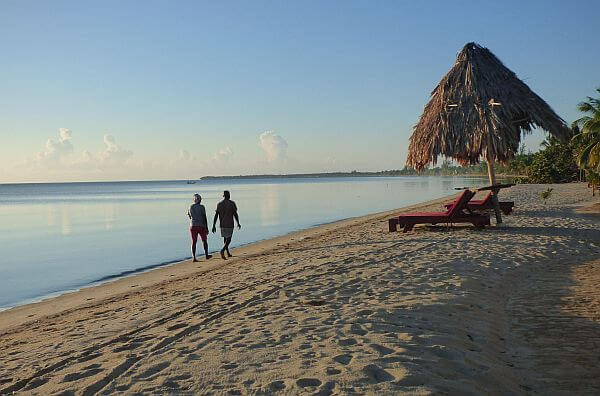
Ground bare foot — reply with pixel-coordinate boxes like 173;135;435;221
205;254;212;260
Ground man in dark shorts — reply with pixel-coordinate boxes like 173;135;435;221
212;190;241;260
188;194;212;262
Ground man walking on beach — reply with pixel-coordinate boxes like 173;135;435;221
212;190;241;260
188;194;212;262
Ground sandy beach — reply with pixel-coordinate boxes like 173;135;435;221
1;183;599;395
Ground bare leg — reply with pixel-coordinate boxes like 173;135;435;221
223;237;232;257
191;240;198;262
224;237;233;257
203;240;212;259
220;238;227;260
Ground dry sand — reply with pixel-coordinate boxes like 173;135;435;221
1;183;599;395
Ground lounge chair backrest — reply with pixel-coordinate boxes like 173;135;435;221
445;189;474;217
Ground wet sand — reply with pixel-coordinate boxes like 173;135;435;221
1;183;598;395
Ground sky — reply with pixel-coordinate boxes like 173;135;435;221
1;0;599;183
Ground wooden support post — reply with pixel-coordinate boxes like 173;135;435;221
486;159;503;224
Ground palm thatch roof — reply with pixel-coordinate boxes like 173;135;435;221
406;42;570;170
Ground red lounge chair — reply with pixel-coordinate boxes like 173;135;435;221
443;191;514;215
389;190;490;233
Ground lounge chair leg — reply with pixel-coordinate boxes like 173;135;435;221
388;218;398;232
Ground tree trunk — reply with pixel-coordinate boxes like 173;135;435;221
486;160;503;224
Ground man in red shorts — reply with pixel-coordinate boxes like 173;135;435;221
187;194;212;262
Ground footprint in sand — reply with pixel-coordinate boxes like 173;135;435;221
333;354;353;365
137;362;170;379
369;343;394;356
166;323;188;331
305;299;327;306
362;364;395;383
296;378;322;388
338;338;357;346
23;377;49;391
267;380;286;392
349;323;368;336
169;374;192;381
62;367;104;382
315;381;337;396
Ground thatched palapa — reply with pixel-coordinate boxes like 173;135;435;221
406;42;570;170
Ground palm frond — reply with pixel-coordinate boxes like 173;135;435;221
578;141;598;167
576;102;594;113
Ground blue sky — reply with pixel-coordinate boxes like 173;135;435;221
1;0;598;182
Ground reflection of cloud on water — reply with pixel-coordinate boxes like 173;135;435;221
46;205;72;235
104;204;118;230
61;209;72;235
46;205;57;227
259;184;281;226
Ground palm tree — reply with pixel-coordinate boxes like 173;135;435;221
572;88;600;172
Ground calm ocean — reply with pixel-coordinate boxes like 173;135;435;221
0;176;486;309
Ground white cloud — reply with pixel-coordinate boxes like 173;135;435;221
179;149;191;161
59;127;72;141
324;157;338;167
259;131;288;163
25;129;136;180
98;135;133;168
36;128;74;168
212;147;233;163
164;146;234;177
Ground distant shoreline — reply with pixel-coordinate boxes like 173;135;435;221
1;172;513;185
200;171;506;180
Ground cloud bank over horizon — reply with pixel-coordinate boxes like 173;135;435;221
2;128;351;182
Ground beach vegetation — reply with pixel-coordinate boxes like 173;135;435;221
571;88;600;178
526;142;578;183
540;187;553;204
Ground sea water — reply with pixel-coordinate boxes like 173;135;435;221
0;176;486;309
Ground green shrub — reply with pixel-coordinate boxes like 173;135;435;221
527;143;579;183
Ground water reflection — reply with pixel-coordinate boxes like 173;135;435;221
46;205;57;228
61;208;72;235
259;184;281;226
104;203;117;230
0;176;489;309
441;178;454;189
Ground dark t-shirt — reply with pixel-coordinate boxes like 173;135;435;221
188;203;208;228
216;199;238;228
